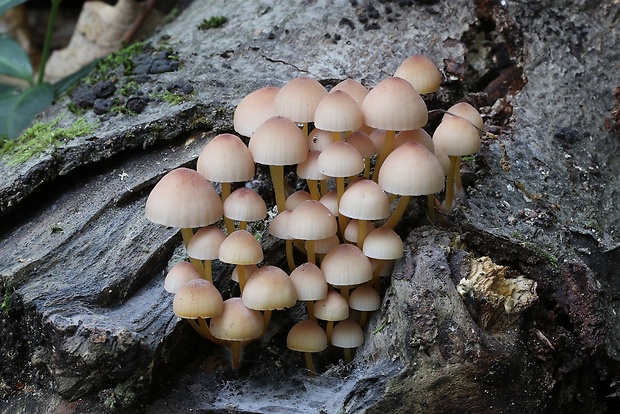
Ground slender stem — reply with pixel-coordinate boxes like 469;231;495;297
343;348;352;364
454;155;464;200
443;156;458;213
270;165;287;214
427;194;436;224
286;240;296;272
307;179;320;200
237;264;247;292
38;0;62;84
203;259;213;283
302;123;309;137
372;129;395;182
197;317;221;344
263;310;273;334
332;131;341;143
326;320;334;343
306;240;316;265
340;286;350;303
221;183;236;235
307;301;316;322
231;342;242;369
320;179;328;197
369;259;385;289
336;177;347;237
181;228;205;274
384;195;411;229
356;219;368;249
363;158;371;178
358;311;368;328
239;221;247;231
304;352;316;375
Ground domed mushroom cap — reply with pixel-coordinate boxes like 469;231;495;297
331;78;369;106
394;54;442;94
362;227;404;260
248;116;309;166
234;86;280;137
344;219;376;244
197;133;255;183
320;244;372;287
290;262;328;301
307;128;333;152
395;128;434;153
443;101;483;131
319;191;339;216
314;90;364;133
145;167;223;229
378;142;445;196
274;76;328;124
318;141;364;178
309;234;341;255
287;319;328;353
314;291;349;322
218;230;263;265
349;284;381;312
187;226;227;261
164;261;203;294
432;116;481;156
285;190;312;211
268;210;293;240
288;200;338;241
242;265;297;311
223;187;267;223
297;151;329;181
361;77;428;131
331;319;364;349
338;178;390;220
210;297;264;342
173;278;224;319
345;130;376;158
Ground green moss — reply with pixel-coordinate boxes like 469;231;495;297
153;90;193;106
1;290;10;316
1;117;98;165
522;242;559;269
198;16;228;30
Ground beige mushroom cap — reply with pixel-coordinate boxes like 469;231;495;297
344;219;376;244
362;227;404;260
268;210;293;240
187;226;227;261
209;297;264;342
443;101;484;131
331;78;369;106
394;54;442;94
321;244;372;287
314;90;364;133
288;200;338;241
172;278;224;319
287;319;328;353
289;262;328;301
234;86;280;137
164;261;203;294
242;265;297;311
331;319;365;349
307;128;334;152
145;167;223;229
318;141;364;178
223;187;267;223
432;116;481;156
395;128;434;153
361;77;428;131
197;133;255;183
314;291;349;322
297;151;329;181
249;116;309;166
345;130;377;158
338;178;390;220
348;284;381;312
218;230;263;265
378;142;445;196
274;77;328;123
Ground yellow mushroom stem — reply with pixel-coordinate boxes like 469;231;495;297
187;318;220;344
336;177;348;237
306;301;317;323
443;156;459;213
269;164;287;214
304;352;317;375
339;286;350;303
363;157;371;178
262;310;273;334
326;320;335;343
238;221;248;231
454;155;465;200
427;194;436;224
384;195;411;229
237;264;247;292
343;348;353;364
231;341;242;369
320;179;328;197
203;259;213;283
221;182;236;235
306;239;316;265
285;239;296;272
356;219;368;249
181;228;205;276
332;131;341;143
372;129;395;182
307;179;321;200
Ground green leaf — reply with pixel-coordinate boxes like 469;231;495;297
52;59;99;96
0;34;33;82
0;83;54;140
0;0;27;16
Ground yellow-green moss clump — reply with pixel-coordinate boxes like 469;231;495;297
1;117;98;165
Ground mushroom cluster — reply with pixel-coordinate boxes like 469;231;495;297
144;54;483;372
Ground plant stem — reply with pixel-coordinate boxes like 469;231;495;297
38;0;62;84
